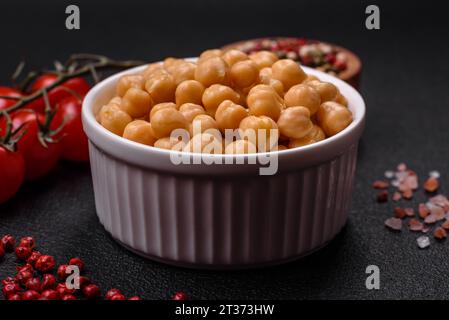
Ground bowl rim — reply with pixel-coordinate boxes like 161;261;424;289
82;59;365;175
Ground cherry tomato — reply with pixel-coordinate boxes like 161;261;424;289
28;76;90;113
52;96;89;162
6;110;61;181
0;147;25;204
30;74;59;92
0;87;22;111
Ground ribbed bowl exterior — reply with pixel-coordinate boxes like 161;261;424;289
89;141;358;268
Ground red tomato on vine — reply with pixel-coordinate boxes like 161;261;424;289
0;86;22;111
52;96;89;162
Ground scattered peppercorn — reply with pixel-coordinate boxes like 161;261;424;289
106;288;122;300
377;191;389;203
22;290;40;300
35;255;55;273
25;277;42;292
83;284;101;299
172;291;188;300
27;251;42;267
57;264;70;280
40;289;60;300
1;234;15;252
15;246;32;260
41;274;56;291
69;257;85;272
19;237;36;250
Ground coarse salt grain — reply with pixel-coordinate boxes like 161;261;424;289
384;170;395;179
408;219;423;231
417;236;430;249
429;170;440;178
433;227;447;240
385;217;402;231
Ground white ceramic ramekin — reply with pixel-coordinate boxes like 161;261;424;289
82;62;365;269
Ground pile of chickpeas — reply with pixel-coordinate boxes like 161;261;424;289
97;48;353;154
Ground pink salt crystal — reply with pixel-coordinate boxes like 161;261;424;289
385;217;402;231
392;192;402;202
397;163;407;171
429;205;445;221
429;195;449;207
424;215;437;224
408;219;424;231
404;208;414;217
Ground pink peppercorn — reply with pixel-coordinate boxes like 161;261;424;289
8;294;22;301
172;291;187;300
40;290;60;300
110;294;126;300
57;264;70;280
1;234;15;252
1;277;17;286
83;284;101;299
105;288;122;300
15;270;33;286
25;277;42;292
16;263;33;273
19;237;36;250
62;294;77;301
22;290;40;300
69;257;85;272
128;296;142;300
35;255;55;272
56;283;76;297
27;251;42;267
15;246;32;260
41;274;56;291
2;283;21;299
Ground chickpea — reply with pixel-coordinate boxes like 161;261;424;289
163;57;182;70
271;59;307;90
334;92;348;107
304;75;319;83
122;120;157;146
198;49;223;63
247;85;283;121
239;115;279;151
179;103;205;122
109;96;122;106
183;133;223;154
306;80;338;102
222;49;248;67
202;84;240;116
149;102;176;119
191;114;219;136
230;60;259;88
215;100;248;132
116;74;144;97
277;106;313;139
120;87;153;118
288;125;325;148
150;108;188;139
145;73;176;104
317;101;352;136
170;62;196;85
142;63;165;78
225;140;257;154
175;80;205;106
154;136;186;150
99;104;132;136
284;84;321;115
249;51;278;69
194;57;229;87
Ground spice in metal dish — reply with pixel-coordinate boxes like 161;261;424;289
229;38;349;76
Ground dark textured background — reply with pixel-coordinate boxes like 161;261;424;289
1;0;449;299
